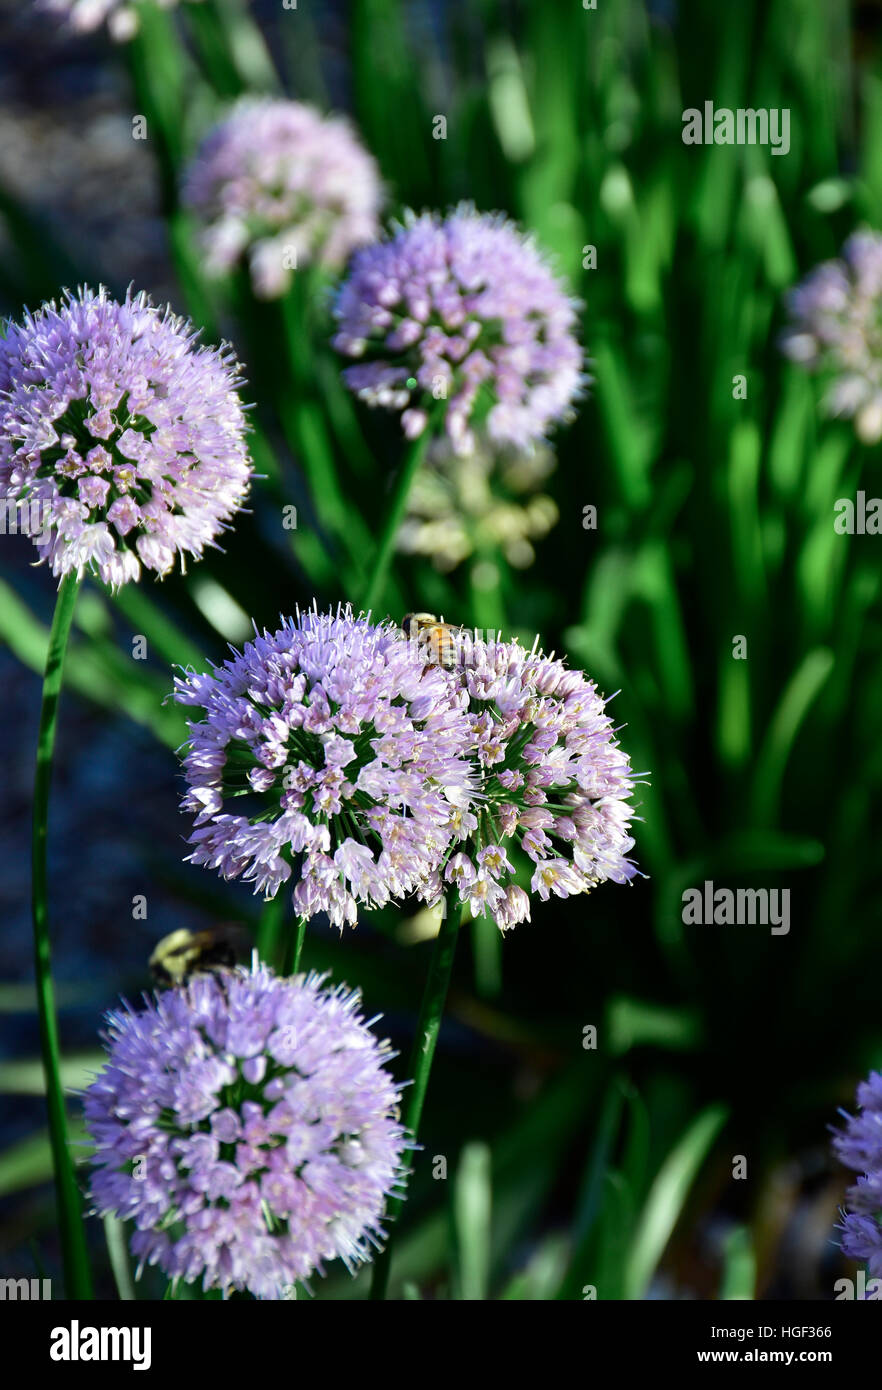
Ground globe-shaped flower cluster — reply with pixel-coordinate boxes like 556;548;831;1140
440;636;641;931
183;99;383;300
174;605;476;929
0;286;252;588
781;230;882;443
85;965;408;1298
833;1070;882;1277
333;206;583;453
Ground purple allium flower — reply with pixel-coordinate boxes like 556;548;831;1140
41;0;198;42
182;99;383;300
333;205;584;454
781;231;882;443
437;636;641;931
84;965;408;1298
833;1070;882;1276
174;604;475;928
0;286;252;588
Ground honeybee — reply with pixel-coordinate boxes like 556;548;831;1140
149;923;251;987
402;612;465;671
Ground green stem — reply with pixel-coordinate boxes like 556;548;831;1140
102;1214;135;1302
31;571;92;1298
362;427;432;616
370;889;464;1299
282;915;308;976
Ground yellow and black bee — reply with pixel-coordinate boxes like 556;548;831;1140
402;612;465;672
149;923;251;987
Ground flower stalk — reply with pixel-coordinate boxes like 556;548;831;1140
31;570;93;1298
282;914;308;976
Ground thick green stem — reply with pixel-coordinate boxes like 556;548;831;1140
31;571;92;1298
362;427;432;616
370;890;464;1299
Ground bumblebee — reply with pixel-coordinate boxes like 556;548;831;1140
402;612;465;671
149;923;251;987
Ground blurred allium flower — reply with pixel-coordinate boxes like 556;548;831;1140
397;438;558;571
85;965;408;1298
333;206;583;453
182;99;383;300
41;0;197;42
440;637;641;931
781;231;882;443
0;286;251;588
833;1070;882;1276
174;605;475;928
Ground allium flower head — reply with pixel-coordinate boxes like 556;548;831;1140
781;230;882;443
41;0;197;42
183;99;383;300
440;636;641;931
833;1070;882;1276
333;206;584;453
174;604;475;928
85;965;408;1298
398;437;558;571
0;286;252;587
